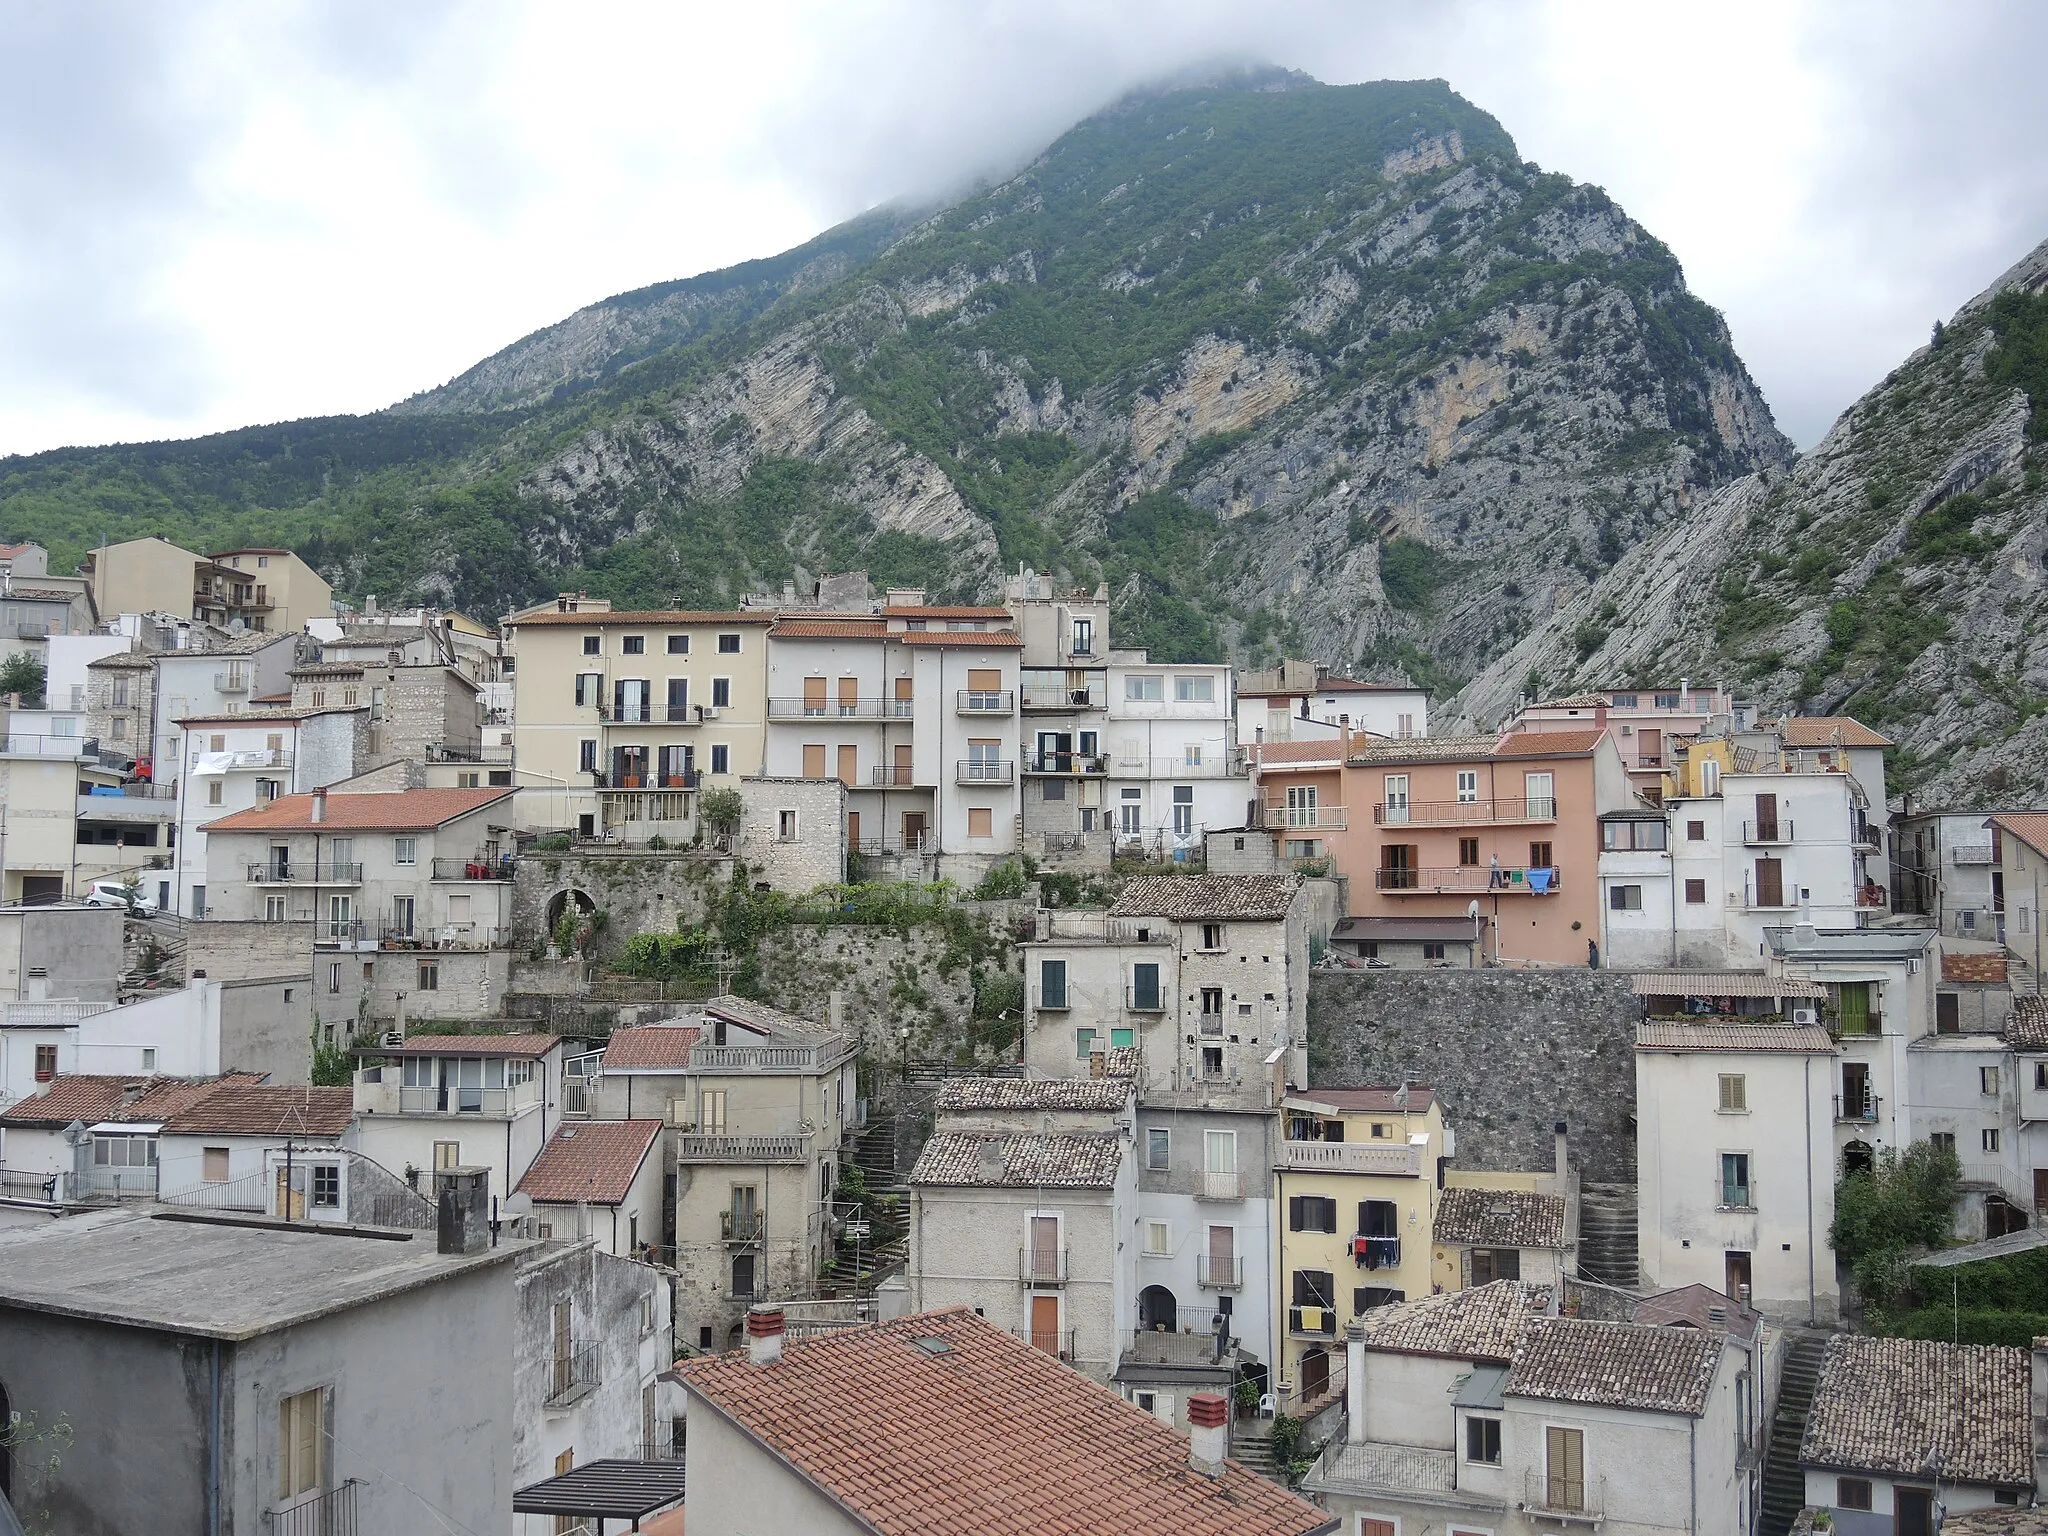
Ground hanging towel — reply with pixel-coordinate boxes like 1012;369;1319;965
1298;1305;1325;1332
1528;867;1552;893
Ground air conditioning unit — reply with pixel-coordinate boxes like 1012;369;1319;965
1791;1007;1819;1027
697;706;723;721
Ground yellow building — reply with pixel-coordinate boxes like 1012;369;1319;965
505;597;773;838
1273;1085;1447;1407
203;548;333;633
84;537;203;624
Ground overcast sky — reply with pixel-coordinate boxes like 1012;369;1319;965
3;0;2045;459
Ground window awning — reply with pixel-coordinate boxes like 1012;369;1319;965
512;1460;685;1524
1629;972;1826;999
87;1122;164;1135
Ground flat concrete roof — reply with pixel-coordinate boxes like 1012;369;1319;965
0;1208;526;1341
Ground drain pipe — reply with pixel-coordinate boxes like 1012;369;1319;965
208;1338;223;1536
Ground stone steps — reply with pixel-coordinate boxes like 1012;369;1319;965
1760;1331;1832;1536
1576;1182;1640;1288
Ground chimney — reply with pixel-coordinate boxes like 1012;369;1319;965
2031;1338;2048;1494
1794;921;1818;948
1186;1392;1228;1477
1554;1120;1569;1187
435;1166;491;1255
311;786;327;823
977;1140;1008;1182
1345;1318;1367;1443
25;967;48;1002
365;594;378;617
826;990;845;1037
747;1304;786;1368
121;1080;147;1105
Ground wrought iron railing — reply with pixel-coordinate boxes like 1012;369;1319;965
264;1480;360;1535
547;1340;601;1406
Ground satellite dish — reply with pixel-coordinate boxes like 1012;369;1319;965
1467;900;1480;919
503;1193;533;1220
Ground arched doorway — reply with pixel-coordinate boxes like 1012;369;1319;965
544;888;596;948
1843;1140;1875;1177
1138;1284;1177;1333
1300;1346;1330;1401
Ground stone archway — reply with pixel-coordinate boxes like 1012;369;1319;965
544;887;596;944
1843;1140;1875;1176
1138;1284;1177;1333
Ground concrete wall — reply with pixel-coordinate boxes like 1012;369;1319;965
0;905;124;1000
189;919;315;983
1308;969;1641;1182
221;975;312;1083
679;1391;868;1536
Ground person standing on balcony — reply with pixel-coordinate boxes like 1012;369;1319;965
1489;854;1502;889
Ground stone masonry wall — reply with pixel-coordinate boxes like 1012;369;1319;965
1308;968;1641;1183
512;849;734;957
753;925;991;1059
736;777;845;893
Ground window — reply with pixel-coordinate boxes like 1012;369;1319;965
203;1146;230;1182
1130;961;1162;1011
1353;1286;1403;1313
1174;675;1213;702
667;678;689;720
1071;618;1093;656
1121;788;1142;836
278;1386;327;1503
93;1133;157;1168
666;634;688;654
327;962;341;994
1685;878;1707;904
1288;1195;1338;1233
574;672;602;706
1205;1130;1237;1175
1383;774;1410;822
1458;837;1480;867
141;1048;157;1071
1422;942;1446;961
1466;1415;1502;1464
1173;785;1193;836
1144;1219;1170;1255
711;677;732;708
1602;820;1668;850
1038;959;1069;1010
1074;1028;1097;1059
456;771;479;788
1930;1131;1955;1153
33;1044;57;1082
582;635;601;655
802;744;827;778
1042;777;1066;802
1146;1128;1170;1170
967;807;994;839
311;1164;340;1208
1529;840;1554;870
621;635;645;655
1654;692;1680;708
579;739;598;773
111;716;126;741
1718;1074;1747;1113
1687;820;1705;840
208;779;223;805
717;633;741;654
418;962;439;991
394;836;417;865
1836;1478;1872;1510
1456;769;1479;803
1608;884;1643;911
2038;1062;2048;1091
1982;1066;2001;1095
710;744;729;774
1720;1152;1752;1208
432;1141;461;1170
1469;1248;1520;1284
1546;1425;1586;1513
1937;993;1961;1033
265;895;287;921
1985;1128;2003;1154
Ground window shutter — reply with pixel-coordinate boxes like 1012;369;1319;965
1288;1195;1304;1232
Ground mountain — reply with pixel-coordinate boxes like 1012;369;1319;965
0;68;1788;686
1453;236;2048;804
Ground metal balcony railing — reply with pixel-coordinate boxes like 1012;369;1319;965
1374;866;1559;894
547;1339;601;1407
431;856;514;881
1833;1093;1882;1124
1194;1170;1244;1201
1022;684;1105;711
1019;1245;1069;1284
956;759;1015;785
79;1164;159;1199
1835;1013;1884;1037
1277;1141;1423;1176
1373;797;1556;825
721;1210;765;1245
1261;802;1346;830
247;863;364;885
1197;1253;1244;1289
1953;842;1997;865
1287;1304;1337;1337
1352;1234;1402;1271
1024;752;1105;775
264;1480;361;1535
1742;820;1794;845
956;690;1015;714
869;764;923;787
1523;1469;1604;1520
1014;1328;1078;1361
768;696;915;719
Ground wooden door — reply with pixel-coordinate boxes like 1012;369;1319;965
1300;1347;1329;1400
837;676;859;714
1724;1249;1752;1302
847;811;861;850
1754;792;1779;840
2035;1168;2048;1212
891;743;913;785
903;812;926;850
802;676;827;714
802;744;827;778
836;745;857;784
1754;857;1783;907
1029;1293;1060;1354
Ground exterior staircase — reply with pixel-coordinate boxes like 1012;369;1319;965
1760;1330;1832;1536
1230;1421;1282;1482
1576;1182;1640;1288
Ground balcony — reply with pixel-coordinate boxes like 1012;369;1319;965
78;787;178;820
1260;802;1347;831
956;759;1015;785
246;862;364;885
956;690;1015;715
213;671;250;694
597;789;696;828
1110;754;1244;779
1856;883;1890;910
318;921;374;948
1286;1304;1337;1338
868;764;927;787
1125;986;1168;1014
1024;752;1106;776
674;1132;813;1163
687;1042;836;1072
384;1077;541;1117
79;1164;158;1200
1374;866;1559;894
1019;1245;1070;1284
1014;1327;1078;1361
1197;1253;1244;1289
768;697;915;720
264;1480;361;1536
546;1339;601;1409
1277;1141;1424;1176
1835;1014;1885;1039
1022;684;1105;711
1953;842;1997;865
0;734;88;758
1522;1469;1604;1523
1833;1093;1882;1124
199;747;294;770
431;856;515;881
1194;1170;1245;1200
1127;1327;1227;1366
721;1209;765;1245
1352;1234;1402;1271
1743;820;1794;845
1852;820;1881;852
1373;797;1557;826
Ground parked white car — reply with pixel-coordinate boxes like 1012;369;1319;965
83;881;157;916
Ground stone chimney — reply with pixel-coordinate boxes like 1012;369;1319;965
311;786;327;823
2031;1337;2048;1493
1186;1392;1228;1477
1345;1318;1367;1443
1554;1120;1569;1187
435;1166;490;1254
747;1305;786;1368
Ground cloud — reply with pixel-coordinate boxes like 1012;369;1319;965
0;0;2043;457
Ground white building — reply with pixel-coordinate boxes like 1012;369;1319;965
351;1032;567;1200
1235;662;1428;745
1634;1013;1841;1325
1102;656;1246;859
1007;572;1114;865
1892;809;2006;937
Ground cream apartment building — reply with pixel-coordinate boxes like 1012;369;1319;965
201;547;334;633
505;598;772;839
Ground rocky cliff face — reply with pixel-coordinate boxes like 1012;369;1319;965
1455;236;2048;805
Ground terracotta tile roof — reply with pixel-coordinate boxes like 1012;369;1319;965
203;787;512;833
1247;739;1349;766
769;619;888;639
1109;873;1301;921
1630;971;1827;999
1991;813;2048;859
674;1308;1334;1536
87;652;155;670
191;631;298;655
700;994;835;1039
160;1084;355;1137
516;1119;662;1205
1344;733;1503;765
1800;1335;2032;1487
1359;1280;1554;1362
1505;1317;1722;1417
1635;1022;1838;1053
1285;1086;1436;1114
0;1072;265;1130
2007;996;2048;1050
1941;1510;2048;1536
509;610;771;627
910;1131;1124;1188
601;1025;703;1071
379;1032;559;1058
1100;1046;1143;1079
879;605;1013;619
1944;952;2010;984
1776;716;1893;749
1631;1284;1759;1338
896;630;1023;648
935;1077;1132;1113
1434;1187;1568;1249
1493;728;1607;757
